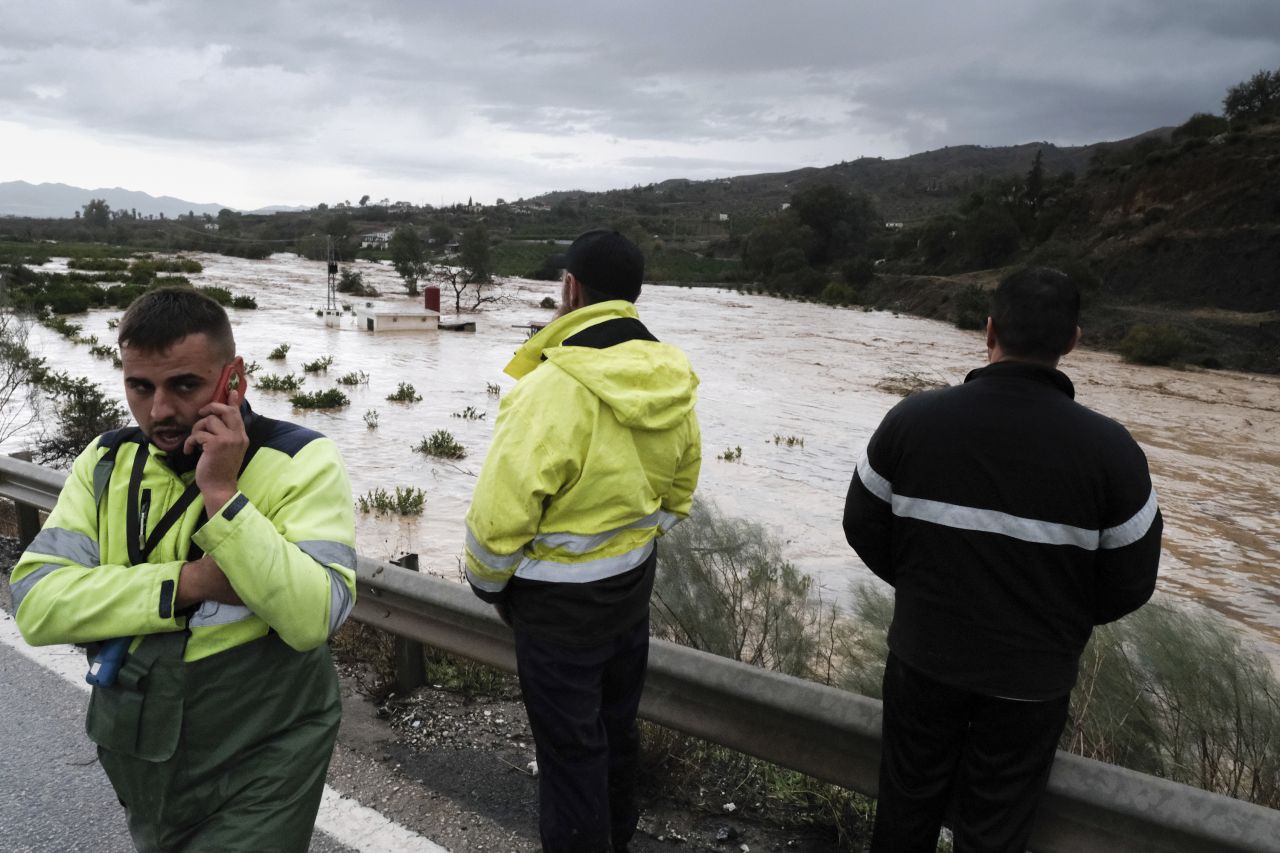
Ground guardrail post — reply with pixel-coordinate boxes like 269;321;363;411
390;553;426;693
8;452;42;548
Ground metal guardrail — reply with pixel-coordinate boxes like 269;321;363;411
3;455;1278;852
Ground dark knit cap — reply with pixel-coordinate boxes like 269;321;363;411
548;229;644;302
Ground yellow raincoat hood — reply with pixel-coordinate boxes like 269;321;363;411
504;300;698;430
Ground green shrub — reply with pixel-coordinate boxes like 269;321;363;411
413;429;465;459
197;286;232;306
254;373;304;392
357;486;427;516
34;376;128;468
387;382;422;403
39;315;82;337
302;355;334;374
67;257;129;272
231;295;257;309
363;408;379;430
267;343;290;360
653;500;835;678
336;371;369;386
451;405;485;420
1172;112;1229;140
820;281;857;306
951;285;989;331
1119;323;1185;365
43;288;91;314
289;388;349;409
540;296;557;309
1067;601;1280;806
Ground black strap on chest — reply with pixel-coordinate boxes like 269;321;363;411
101;417;268;566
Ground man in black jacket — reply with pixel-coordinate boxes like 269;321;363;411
843;267;1162;852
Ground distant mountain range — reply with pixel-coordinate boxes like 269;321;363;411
0;181;301;219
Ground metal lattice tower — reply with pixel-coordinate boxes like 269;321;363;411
326;236;338;312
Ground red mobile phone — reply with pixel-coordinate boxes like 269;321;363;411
213;362;247;406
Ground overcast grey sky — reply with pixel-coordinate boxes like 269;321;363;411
2;0;1277;210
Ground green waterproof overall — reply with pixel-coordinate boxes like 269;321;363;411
12;415;357;853
88;629;340;853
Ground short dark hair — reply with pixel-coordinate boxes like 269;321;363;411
990;267;1080;361
550;229;644;303
117;287;235;360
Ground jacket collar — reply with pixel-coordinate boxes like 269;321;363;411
504;300;639;380
964;360;1075;399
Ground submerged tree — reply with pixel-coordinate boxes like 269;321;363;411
389;225;426;296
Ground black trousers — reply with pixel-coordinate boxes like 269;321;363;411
870;653;1071;853
515;616;650;853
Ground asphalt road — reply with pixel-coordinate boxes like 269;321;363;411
0;636;357;853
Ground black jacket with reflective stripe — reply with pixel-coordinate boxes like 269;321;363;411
843;361;1162;699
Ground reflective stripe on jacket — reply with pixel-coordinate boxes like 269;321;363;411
10;411;357;662
464;300;701;595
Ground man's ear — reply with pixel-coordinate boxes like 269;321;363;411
985;317;997;351
566;274;584;310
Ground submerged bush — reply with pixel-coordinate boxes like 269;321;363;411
357;486;426;516
413;429;465;459
302;355;334;374
254;373;303;392
387;382;422;403
289;388;348;409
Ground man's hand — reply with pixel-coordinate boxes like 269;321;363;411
175;555;244;609
185;387;249;515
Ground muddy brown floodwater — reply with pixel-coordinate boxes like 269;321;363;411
6;252;1278;665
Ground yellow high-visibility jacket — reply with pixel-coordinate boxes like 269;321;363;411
465;300;701;605
10;411;357;661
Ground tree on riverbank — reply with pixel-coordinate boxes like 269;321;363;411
741;183;880;299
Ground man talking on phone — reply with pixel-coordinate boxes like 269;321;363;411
10;287;357;851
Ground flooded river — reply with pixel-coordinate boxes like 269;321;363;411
7;252;1279;662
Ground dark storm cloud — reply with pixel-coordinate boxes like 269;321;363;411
5;0;1279;199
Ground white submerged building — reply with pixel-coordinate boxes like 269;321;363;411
354;304;440;333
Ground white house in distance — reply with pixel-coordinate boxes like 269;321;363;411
354;302;440;333
360;231;393;249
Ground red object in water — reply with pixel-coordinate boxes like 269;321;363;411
424;286;440;313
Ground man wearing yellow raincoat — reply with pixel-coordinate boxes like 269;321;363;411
11;288;356;852
465;230;701;852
